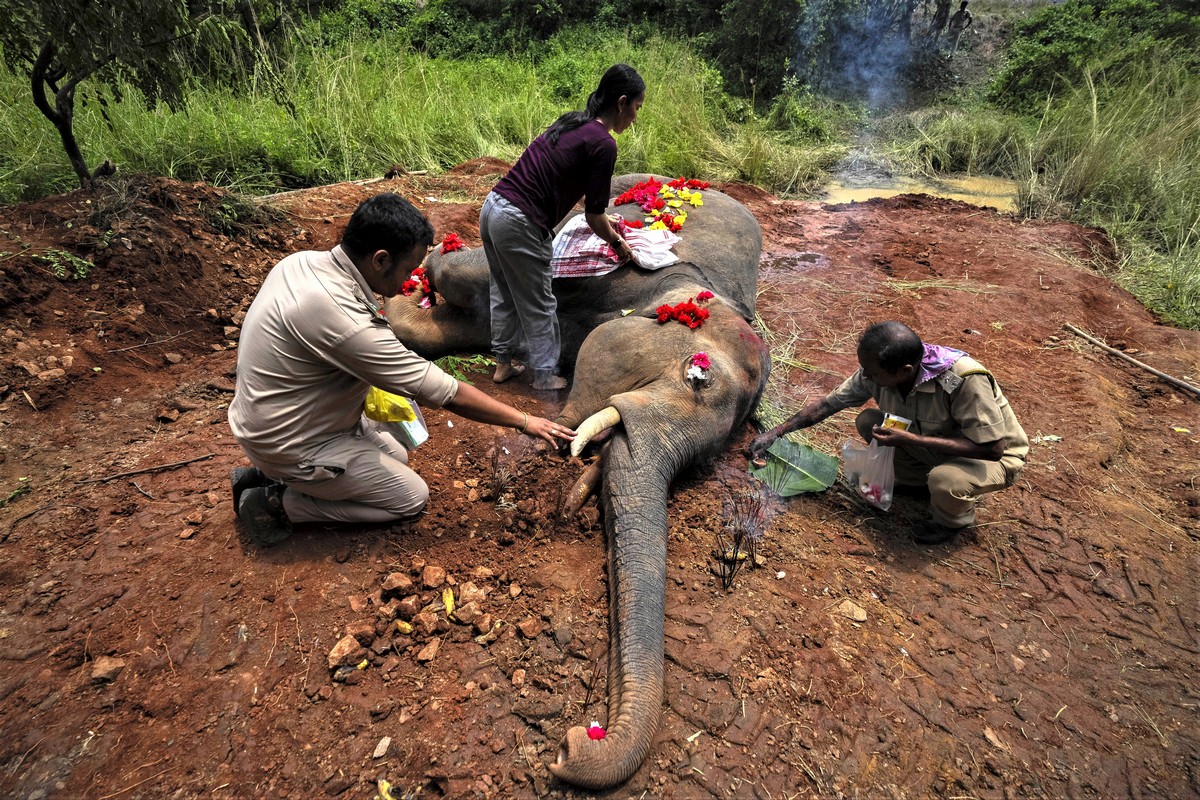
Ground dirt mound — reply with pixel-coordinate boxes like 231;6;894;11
1;172;1197;799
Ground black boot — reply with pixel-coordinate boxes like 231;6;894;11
230;466;272;508
238;484;292;546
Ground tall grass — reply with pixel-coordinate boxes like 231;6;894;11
0;29;848;204
881;56;1200;329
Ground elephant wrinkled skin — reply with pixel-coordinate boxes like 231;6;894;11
384;175;770;789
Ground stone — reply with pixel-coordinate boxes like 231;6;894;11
396;595;421;619
458;581;488;606
474;614;495;635
37;368;66;381
511;669;526;688
416;638;441;662
382;572;414;595
345;620;376;646
835;599;867;622
348;595;366;613
471;566;494;580
373;736;392;759
376;598;401;621
90;656;126;683
454;601;481;625
413;612;439;635
164;353;183;364
517;618;544;639
422;565;446;588
327;635;366;670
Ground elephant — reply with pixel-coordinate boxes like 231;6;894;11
384;174;771;789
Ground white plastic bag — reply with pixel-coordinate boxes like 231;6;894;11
841;439;895;511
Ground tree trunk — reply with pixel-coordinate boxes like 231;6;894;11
30;41;93;189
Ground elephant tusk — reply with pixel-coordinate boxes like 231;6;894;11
570;406;622;458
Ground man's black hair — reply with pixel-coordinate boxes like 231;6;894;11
341;193;434;259
858;321;923;372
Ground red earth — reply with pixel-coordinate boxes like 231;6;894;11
1;161;1197;799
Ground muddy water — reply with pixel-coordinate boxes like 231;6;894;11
817;174;1019;213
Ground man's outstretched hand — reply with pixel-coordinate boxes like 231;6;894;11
748;428;780;467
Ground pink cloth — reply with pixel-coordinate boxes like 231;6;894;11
916;344;966;386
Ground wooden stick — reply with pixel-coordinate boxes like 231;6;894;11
75;454;216;484
1064;323;1200;401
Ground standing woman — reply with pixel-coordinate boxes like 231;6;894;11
480;64;645;391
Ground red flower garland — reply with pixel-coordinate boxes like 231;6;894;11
655;299;710;329
400;266;430;297
440;232;465;253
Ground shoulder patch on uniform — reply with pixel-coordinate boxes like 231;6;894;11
940;356;992;392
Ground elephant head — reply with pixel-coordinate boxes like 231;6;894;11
384;176;770;789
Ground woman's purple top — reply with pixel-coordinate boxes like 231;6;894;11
492;118;618;233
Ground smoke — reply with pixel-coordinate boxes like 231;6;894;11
794;0;921;112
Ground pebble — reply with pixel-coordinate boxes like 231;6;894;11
416;638;441;662
835;599;868;622
90;656;125;683
373;737;391;759
511;669;526;688
517;618;544;639
423;565;446;588
382;572;414;595
327;635;366;669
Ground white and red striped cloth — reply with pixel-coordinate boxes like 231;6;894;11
551;214;681;278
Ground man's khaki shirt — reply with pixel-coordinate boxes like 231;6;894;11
228;245;458;465
826;355;1029;470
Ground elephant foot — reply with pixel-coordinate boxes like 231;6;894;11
492;361;526;383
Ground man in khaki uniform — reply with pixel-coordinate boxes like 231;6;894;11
229;193;575;546
749;321;1027;544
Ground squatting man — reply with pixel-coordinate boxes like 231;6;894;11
750;321;1028;544
227;193;576;546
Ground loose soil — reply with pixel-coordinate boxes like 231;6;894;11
1;162;1197;799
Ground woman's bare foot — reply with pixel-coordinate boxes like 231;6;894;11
532;374;568;391
493;362;526;383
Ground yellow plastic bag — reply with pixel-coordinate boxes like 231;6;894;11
363;387;429;449
364;387;417;423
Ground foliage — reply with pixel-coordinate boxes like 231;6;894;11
990;0;1200;114
33;248;94;280
749;437;839;496
0;0;251;187
435;354;493;383
0;477;31;508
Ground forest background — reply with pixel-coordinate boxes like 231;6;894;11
0;0;1196;328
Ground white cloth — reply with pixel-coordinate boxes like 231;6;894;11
550;214;681;277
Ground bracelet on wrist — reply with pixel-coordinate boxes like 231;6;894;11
518;412;528;434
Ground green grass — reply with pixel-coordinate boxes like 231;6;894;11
879;55;1199;329
0;28;851;203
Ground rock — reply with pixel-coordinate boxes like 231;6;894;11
396;595;421;619
37;368;66;381
348;595;366;613
458;581;488;606
422;565;446;588
512;695;565;722
511;668;526;688
454;601;481;625
467;488;480;502
553;623;573;649
471;566;495;580
156;407;180;423
91;656;126;683
835;599;867;622
345;620;376;646
474;614;495;635
413;612;439;635
509;583;523;598
517;618;544;639
382;572;414;595
376;598;401;621
1010;654;1026;672
164;353;183;364
178;529;194;540
411;556;426;573
327;635;366;670
416;638;441;662
373;736;392;759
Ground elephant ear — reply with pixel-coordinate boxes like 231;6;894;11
750;438;839;496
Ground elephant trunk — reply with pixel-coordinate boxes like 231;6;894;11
549;434;673;789
383;295;488;361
